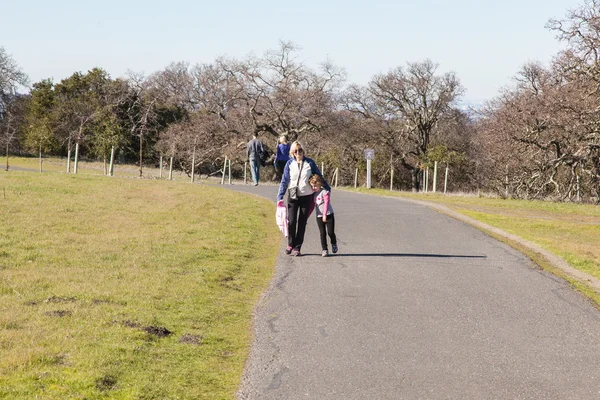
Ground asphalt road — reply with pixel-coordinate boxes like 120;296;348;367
225;183;600;399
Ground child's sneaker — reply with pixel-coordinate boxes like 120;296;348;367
285;246;293;255
292;249;302;257
332;244;338;253
321;250;329;257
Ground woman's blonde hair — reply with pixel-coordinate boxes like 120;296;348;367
289;141;305;158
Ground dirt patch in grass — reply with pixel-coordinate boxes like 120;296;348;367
91;298;123;306
95;374;118;391
117;320;172;338
142;326;172;338
179;334;203;345
119;319;141;328
45;296;78;303
44;310;72;317
46;353;69;366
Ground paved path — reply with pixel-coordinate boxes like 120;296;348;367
228;183;600;399
4;166;37;172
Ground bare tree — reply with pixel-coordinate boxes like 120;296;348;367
472;1;600;201
125;71;170;177
548;0;600;88
0;95;28;170
153;46;345;178
0;47;29;170
474;59;600;201
153;60;244;175
343;60;463;191
0;47;28;105
157;111;227;176
229;41;344;144
546;0;600;199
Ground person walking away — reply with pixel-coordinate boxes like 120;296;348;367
277;141;329;257
310;174;338;257
247;134;264;185
274;135;291;181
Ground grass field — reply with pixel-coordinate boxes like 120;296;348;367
4;156;191;181
0;171;280;399
357;188;600;306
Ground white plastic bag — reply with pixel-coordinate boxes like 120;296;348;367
275;202;288;237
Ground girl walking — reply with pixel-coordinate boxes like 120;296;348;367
309;174;338;257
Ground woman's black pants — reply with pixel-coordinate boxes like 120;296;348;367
275;160;288;181
287;194;312;250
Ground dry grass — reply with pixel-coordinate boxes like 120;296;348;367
5;156;196;181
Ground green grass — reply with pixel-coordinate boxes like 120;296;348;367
354;188;600;306
0;171;280;399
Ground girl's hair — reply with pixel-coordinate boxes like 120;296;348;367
309;174;323;187
289;141;305;158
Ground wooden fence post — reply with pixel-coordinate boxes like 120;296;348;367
334;168;339;187
191;146;196;183
159;155;163;179
74;142;79;174
109;146;115;177
433;161;438;193
444;164;449;194
220;156;227;185
228;159;232;185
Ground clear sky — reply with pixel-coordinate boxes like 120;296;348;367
1;0;583;104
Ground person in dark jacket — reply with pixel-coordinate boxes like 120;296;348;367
246;134;264;185
274;135;291;181
277;141;329;256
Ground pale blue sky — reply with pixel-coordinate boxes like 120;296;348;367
1;0;583;103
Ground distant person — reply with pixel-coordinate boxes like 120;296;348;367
274;135;291;180
310;174;338;257
247;134;265;186
277;141;329;257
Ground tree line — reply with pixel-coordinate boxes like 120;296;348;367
1;1;599;202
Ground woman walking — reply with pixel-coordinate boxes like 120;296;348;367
277;141;329;256
274;135;291;181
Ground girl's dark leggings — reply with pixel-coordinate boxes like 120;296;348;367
316;214;337;250
287;194;313;250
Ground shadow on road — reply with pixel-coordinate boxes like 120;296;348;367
300;253;487;259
